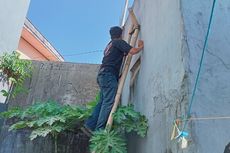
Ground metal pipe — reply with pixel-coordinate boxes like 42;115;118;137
121;0;129;27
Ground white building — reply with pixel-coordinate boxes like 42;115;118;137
121;0;230;153
0;0;30;103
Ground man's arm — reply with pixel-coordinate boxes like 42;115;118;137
129;40;144;55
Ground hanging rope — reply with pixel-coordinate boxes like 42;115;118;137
182;0;217;131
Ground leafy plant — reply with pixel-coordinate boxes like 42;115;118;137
90;128;127;153
0;100;94;153
113;105;148;137
0;51;32;98
89;105;148;153
0;95;148;153
0;101;90;139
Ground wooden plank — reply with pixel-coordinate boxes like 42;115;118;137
130;58;141;87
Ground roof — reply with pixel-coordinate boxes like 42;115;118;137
22;18;64;61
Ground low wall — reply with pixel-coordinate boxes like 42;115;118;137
0;61;100;153
0;126;89;153
8;61;100;107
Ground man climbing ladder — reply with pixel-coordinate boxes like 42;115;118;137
84;26;144;132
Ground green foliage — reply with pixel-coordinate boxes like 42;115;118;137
9;121;28;131
1;94;148;153
0;101;92;140
89;104;148;153
0;97;99;153
0;51;33;98
30;127;52;140
86;93;99;110
0;107;22;118
1;89;10;97
90;128;127;153
113;105;148;137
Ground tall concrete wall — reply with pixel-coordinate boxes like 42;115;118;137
121;0;230;153
0;61;99;153
8;61;100;107
0;0;30;103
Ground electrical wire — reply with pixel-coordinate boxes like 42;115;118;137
25;49;103;61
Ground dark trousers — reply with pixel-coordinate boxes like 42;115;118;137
85;72;118;131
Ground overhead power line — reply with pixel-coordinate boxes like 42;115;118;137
60;50;103;57
23;49;103;61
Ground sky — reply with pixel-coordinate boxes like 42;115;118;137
27;0;133;64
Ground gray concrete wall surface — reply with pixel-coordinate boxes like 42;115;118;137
122;0;188;152
0;103;7;132
0;127;90;153
181;0;230;152
8;61;100;107
0;61;99;152
121;0;230;153
0;0;30;103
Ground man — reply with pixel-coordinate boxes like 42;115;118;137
85;26;144;132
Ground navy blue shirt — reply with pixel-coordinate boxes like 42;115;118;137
100;39;132;79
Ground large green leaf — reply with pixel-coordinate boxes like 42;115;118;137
35;116;66;126
9;121;28;131
113;105;148;137
30;127;52;140
90;129;127;153
0;107;22;118
0;89;9;97
136;115;148;137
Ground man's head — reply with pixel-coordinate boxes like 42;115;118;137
110;26;123;39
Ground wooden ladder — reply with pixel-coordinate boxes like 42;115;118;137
91;8;140;153
106;8;140;127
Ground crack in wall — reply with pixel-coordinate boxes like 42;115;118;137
206;50;230;70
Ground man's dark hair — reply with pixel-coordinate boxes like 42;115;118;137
110;26;123;39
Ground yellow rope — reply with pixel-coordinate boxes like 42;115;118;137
189;116;230;121
177;116;230;122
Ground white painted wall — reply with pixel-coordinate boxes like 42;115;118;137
0;0;30;103
121;0;230;153
122;0;188;153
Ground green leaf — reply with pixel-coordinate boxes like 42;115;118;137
9;121;28;131
113;105;148;137
136;115;148;137
30;128;52;140
1;89;9;97
90;129;127;153
36;116;66;126
52;125;65;133
86;93;99;111
0;107;22;118
27;121;37;128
